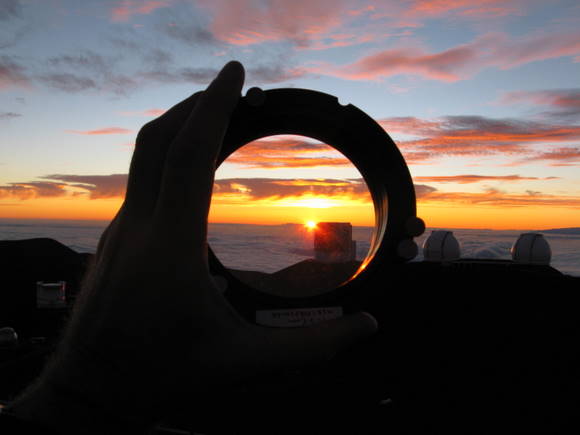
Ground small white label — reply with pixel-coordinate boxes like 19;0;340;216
256;306;343;328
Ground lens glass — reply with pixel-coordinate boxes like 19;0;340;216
209;135;374;297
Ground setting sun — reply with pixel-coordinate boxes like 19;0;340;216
305;220;318;230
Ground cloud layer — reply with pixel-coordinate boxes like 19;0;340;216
2;172;579;210
380;114;580;166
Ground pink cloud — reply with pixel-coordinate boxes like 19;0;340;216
111;0;171;22
223;137;351;169
418;188;580;208
66;127;133;135
378;115;580;164
120;109;166;117
196;0;348;47
414;174;558;184
318;30;580;82
405;0;522;19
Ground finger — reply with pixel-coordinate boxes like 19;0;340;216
124;91;203;216
262;312;378;369
155;61;244;231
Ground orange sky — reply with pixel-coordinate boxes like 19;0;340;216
2;187;579;230
2;138;580;229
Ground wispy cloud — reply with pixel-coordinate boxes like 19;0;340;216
213;177;371;204
517;147;580;167
66;127;133;135
379;115;580;164
141;61;305;85
120;108;166;117
0;55;30;89
414;174;559;184
111;0;172;22
0;111;22;120
0;182;69;200
196;0;348;47
500;88;580;122
402;0;524;20
37;73;98;93
419;187;580;208
41;174;128;199
316;30;580;82
39;50;138;94
0;0;21;21
223;137;351;169
162;21;216;45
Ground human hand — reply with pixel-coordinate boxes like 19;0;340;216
10;61;377;434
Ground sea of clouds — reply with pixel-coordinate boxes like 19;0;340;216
0;219;578;277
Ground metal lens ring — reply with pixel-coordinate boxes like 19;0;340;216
209;87;425;313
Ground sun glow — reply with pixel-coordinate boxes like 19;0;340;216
276;196;342;208
305;220;318;230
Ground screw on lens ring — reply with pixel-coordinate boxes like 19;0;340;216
209;88;424;312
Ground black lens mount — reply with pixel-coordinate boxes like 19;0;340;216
209;87;425;315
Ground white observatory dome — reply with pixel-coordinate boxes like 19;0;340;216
511;233;551;265
423;230;460;261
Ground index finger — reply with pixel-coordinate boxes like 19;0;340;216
155;61;245;233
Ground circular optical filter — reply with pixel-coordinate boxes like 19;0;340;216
209;87;424;311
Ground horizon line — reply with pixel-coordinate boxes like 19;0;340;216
0;217;578;233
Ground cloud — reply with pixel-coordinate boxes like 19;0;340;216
47;51;112;73
414;174;558;184
379;115;580;164
162;21;216;45
0;0;21;21
402;0;524;19
414;184;438;198
66;127;133;135
111;0;172;22
141;62;305;86
197;0;348;47
41;174;128;199
212;177;371;204
39;50;138;94
37;73;98;93
500;89;580;122
223;137;351;169
0;111;22;120
246;64;306;83
317;30;580;82
0;175;128;200
120;108;166;117
418;187;580;208
3;173;578;211
517;147;580;166
320;41;481;82
0;182;69;200
0;55;30;89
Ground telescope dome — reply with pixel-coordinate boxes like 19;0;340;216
422;230;460;261
511;233;551;265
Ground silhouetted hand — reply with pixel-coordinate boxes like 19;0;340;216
10;61;377;434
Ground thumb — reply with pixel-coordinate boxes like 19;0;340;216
263;312;378;369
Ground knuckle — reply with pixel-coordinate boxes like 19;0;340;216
136;120;161;144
